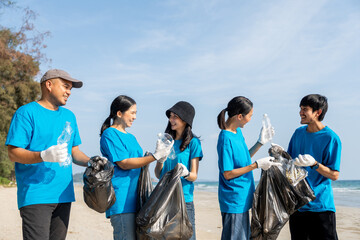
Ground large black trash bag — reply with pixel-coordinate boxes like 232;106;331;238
136;164;155;240
136;163;193;240
137;164;154;212
251;145;316;240
83;156;116;213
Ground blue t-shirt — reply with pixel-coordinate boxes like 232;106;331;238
5;102;81;209
217;128;255;213
100;127;143;218
288;126;341;212
160;137;203;203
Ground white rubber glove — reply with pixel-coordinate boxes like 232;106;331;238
293;154;316;167
258;126;275;145
255;156;281;170
153;139;174;163
40;143;68;162
178;163;190;178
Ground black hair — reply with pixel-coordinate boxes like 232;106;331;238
100;95;136;136
217;96;253;130
300;94;328;121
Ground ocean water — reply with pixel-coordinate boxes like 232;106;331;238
194;180;360;208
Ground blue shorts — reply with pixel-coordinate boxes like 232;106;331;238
186;201;196;240
110;213;136;240
221;211;250;240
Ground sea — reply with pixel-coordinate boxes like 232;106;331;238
194;180;360;208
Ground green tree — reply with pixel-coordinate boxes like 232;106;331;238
0;1;49;181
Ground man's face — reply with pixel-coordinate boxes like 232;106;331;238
299;105;319;124
48;78;73;106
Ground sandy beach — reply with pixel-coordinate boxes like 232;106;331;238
1;185;359;240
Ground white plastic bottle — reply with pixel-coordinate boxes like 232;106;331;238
157;133;176;160
262;114;273;143
57;122;73;167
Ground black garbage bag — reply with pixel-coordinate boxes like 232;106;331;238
83;156;116;213
137;164;154;212
136;164;155;240
136;163;193;240
251;145;316;240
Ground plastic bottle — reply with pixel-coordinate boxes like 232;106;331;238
157;133;176;160
57;122;73;167
262;114;273;144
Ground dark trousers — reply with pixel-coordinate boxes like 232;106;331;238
19;203;71;240
289;210;338;240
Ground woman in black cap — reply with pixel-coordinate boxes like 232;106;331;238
154;101;203;240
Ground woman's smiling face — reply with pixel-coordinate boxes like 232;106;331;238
169;112;186;132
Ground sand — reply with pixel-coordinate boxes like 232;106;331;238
0;186;359;240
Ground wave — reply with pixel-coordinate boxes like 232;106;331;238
333;187;360;193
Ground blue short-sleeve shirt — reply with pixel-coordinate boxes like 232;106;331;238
100;127;143;218
160;137;203;203
287;126;342;212
217;128;255;213
5;102;81;209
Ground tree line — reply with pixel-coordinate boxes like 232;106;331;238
0;1;49;183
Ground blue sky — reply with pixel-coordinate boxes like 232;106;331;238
2;0;360;180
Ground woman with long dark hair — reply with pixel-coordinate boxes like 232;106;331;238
217;96;280;240
100;95;173;240
154;101;203;240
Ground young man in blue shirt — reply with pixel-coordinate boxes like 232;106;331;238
6;69;90;240
287;94;341;240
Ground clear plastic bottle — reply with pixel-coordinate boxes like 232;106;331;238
157;133;176;160
57;122;73;167
262;114;274;144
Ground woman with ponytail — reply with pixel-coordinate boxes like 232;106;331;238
154;101;203;240
100;95;173;240
217;96;280;240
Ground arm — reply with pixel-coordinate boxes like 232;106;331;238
7;145;42;164
184;157;200;182
72;146;90;167
294;154;340;181
223;162;258;180
313;161;339;181
249;142;263;158
154;161;163;179
116;155;156;170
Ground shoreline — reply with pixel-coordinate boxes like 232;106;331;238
1;186;359;239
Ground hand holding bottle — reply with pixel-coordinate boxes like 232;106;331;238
40;143;68;163
258;114;275;145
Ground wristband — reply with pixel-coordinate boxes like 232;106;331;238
311;162;320;170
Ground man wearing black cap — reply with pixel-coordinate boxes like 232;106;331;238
6;69;90;240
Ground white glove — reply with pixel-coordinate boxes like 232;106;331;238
258;126;275;145
293;154;316;167
153;139;174;163
40;143;68;162
178;163;190;178
255;156;281;171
